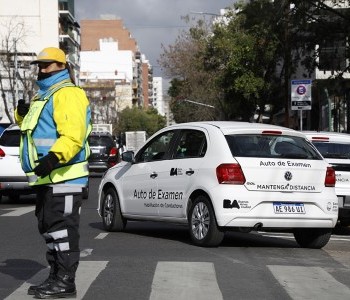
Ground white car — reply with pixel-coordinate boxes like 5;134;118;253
97;121;338;248
303;131;350;226
0;124;34;202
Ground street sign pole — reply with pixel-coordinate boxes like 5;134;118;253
291;79;312;130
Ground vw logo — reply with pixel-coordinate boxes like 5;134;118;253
284;171;292;181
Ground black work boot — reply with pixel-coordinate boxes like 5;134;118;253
34;275;76;299
28;271;57;295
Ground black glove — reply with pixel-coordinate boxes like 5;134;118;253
33;152;59;177
17;99;30;117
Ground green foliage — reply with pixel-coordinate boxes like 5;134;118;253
115;107;166;137
161;0;350;123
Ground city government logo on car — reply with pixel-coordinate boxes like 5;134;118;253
97;121;338;249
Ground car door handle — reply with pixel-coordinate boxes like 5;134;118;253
186;169;194;175
150;172;158;179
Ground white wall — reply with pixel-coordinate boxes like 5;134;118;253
80;39;133;81
0;0;59;54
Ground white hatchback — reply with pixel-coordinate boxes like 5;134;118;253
303;131;350;226
97;122;338;248
0;124;34;202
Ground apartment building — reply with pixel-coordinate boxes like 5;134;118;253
80;18;153;110
0;0;80;123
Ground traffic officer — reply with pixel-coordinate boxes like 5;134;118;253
15;47;91;299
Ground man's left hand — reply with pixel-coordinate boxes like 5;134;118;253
33;152;59;177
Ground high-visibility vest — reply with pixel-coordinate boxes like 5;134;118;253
20;80;91;186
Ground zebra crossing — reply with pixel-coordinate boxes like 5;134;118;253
4;259;350;300
1;206;350;299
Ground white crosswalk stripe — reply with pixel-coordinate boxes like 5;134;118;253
3;259;350;299
4;261;108;300
150;261;223;300
1;206;35;217
268;265;350;300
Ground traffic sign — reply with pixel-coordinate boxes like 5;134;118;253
291;79;312;110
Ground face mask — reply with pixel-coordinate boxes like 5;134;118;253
37;72;53;80
37;69;63;81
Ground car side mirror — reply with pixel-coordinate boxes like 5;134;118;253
122;151;135;163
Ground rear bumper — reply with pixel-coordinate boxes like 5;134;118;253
0;176;31;191
223;217;336;228
88;162;109;172
210;185;339;229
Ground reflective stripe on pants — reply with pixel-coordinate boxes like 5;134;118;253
35;186;82;278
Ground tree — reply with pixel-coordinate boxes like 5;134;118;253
0;17;36;123
115;106;166;137
160;0;350;126
159;16;223;122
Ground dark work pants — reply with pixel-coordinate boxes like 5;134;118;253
35;186;82;279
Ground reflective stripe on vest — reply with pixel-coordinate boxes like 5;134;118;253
26;161;89;186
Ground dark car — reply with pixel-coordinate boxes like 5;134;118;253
88;131;119;174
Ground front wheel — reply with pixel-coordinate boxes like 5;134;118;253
102;187;127;231
293;228;332;249
188;195;224;247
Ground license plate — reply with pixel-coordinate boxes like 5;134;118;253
273;202;306;214
91;149;100;154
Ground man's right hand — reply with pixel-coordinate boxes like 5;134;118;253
17;99;30;117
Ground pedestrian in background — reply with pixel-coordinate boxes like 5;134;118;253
15;47;91;299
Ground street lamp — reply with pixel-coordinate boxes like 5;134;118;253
190;11;221;17
183;99;215;109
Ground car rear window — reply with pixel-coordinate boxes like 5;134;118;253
88;136;114;147
312;142;350;159
0;130;21;147
225;134;322;159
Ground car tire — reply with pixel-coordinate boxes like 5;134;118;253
188;195;224;247
293;228;332;249
8;193;20;202
102;187;127;232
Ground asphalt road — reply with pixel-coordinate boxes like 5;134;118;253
1;176;350;300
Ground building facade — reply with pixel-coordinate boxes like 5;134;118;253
80;18;153;111
0;0;80;123
79;39;133;124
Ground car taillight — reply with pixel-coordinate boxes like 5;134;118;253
108;147;118;167
325;167;336;187
216;163;246;184
0;147;5;158
109;147;118;157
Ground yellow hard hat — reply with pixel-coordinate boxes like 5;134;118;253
31;47;67;65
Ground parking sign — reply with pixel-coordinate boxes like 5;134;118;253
291;79;312;110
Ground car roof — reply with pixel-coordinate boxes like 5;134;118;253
302;131;350;143
165;121;305;137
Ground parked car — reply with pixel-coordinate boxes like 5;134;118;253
303;131;350;226
88;131;119;174
0;124;89;201
0;124;34;202
97;121;338;249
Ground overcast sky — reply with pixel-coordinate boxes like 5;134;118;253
75;0;236;78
